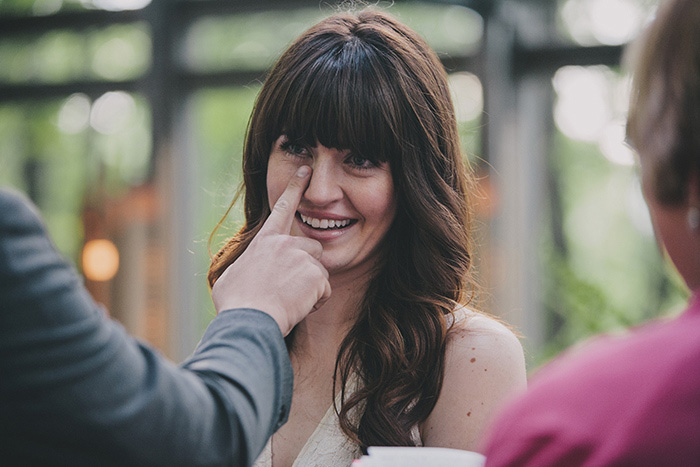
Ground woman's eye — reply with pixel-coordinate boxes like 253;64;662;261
280;140;309;157
347;154;376;169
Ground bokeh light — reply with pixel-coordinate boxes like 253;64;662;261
553;66;611;142
553;65;636;167
449;72;483;123
90;91;135;135
82;238;120;281
83;0;151;11
560;0;656;46
57;93;91;134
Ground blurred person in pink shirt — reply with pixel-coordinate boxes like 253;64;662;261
481;0;700;465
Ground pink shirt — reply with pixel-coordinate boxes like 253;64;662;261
483;294;700;466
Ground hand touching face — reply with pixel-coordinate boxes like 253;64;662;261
212;166;331;336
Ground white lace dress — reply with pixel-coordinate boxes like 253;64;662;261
253;379;422;467
253;309;477;466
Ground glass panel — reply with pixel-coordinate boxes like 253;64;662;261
183;9;326;72
390;3;483;56
0;0;151;15
557;0;660;46
0;22;151;84
183;3;482;73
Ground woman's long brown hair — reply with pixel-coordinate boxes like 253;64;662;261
208;10;476;450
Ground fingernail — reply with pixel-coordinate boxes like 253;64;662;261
296;166;311;177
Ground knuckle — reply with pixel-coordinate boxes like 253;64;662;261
277;235;295;249
273;198;291;213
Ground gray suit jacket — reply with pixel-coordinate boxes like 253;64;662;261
0;188;292;466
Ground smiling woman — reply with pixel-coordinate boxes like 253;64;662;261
208;8;526;466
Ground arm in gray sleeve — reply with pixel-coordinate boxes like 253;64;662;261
0;188;292;466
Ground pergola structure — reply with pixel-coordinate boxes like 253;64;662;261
0;0;626;362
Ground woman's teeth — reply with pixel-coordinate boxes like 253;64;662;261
300;214;351;229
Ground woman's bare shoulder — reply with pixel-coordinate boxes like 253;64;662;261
446;307;526;389
420;307;527;451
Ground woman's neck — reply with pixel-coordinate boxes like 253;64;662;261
290;268;370;358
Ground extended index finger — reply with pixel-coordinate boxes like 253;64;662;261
259;165;311;235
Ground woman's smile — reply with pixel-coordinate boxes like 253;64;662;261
298;213;355;230
295;211;359;244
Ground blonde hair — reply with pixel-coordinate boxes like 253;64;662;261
626;0;700;205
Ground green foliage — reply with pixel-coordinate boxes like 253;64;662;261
536;131;688;365
187;86;259;331
0;0;112;15
2;0;687;362
87;23;151;80
0;23;150;84
387;2;483;55
0;90;150;261
0;99;88;259
183;9;328;72
182;3;482;74
0;104;26;190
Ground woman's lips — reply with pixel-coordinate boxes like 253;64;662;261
298;213;356;230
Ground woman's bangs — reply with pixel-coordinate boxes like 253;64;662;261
280;46;400;164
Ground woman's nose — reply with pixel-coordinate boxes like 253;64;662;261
303;159;343;206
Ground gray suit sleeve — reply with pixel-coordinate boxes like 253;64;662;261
0;188;292;466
